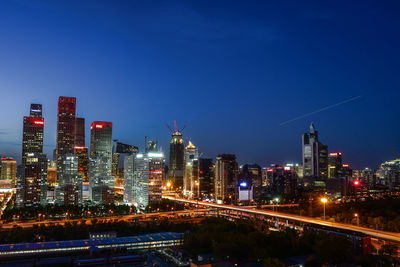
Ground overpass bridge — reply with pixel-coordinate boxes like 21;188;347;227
163;196;400;244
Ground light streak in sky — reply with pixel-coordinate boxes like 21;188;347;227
279;95;362;126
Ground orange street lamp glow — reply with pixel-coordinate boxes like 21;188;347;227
321;197;328;220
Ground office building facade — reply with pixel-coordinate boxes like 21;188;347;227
214;154;238;204
17;153;48;207
183;141;199;199
56;97;76;167
302;122;328;178
22;104;44;165
88;155;114;204
168;130;184;189
89;121;113;203
328;152;343;178
56;154;82;205
0;157;17;189
199;158;214;199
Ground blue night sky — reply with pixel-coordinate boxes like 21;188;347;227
1;0;399;169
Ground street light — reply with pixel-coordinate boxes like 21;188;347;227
354;213;359;226
273;197;279;212
321;197;328;220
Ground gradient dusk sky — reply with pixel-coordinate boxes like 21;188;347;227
1;0;400;169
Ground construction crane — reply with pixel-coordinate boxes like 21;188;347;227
166;120;186;134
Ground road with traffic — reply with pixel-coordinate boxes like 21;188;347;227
163;196;400;243
0;208;210;230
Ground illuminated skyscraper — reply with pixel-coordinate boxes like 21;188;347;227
75;117;85;147
183;141;199;199
124;149;164;208
17;153;48;207
131;153;149;208
239;164;262;200
214;154;238;204
22;104;44;165
89;121;113;203
302;122;328;178
29;103;42;117
148;150;165;203
56;97;77;203
265;164;297;197
123;154;136;204
55;154;82;205
74;117;88;183
88;155;114;204
167;121;184;189
199;158;214;198
90;122;113;172
47;161;57;186
75;147;88;182
328;152;343;178
0;157;16;189
56;96;76;170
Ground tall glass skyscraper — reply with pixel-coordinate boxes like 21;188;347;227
74;117;88;182
168;130;184;189
214;154;238;204
55;154;82;205
183;141;199;199
17;153;48;207
56;97;76;166
75;117;85;147
123;154;136;204
302;122;328;178
56;97;77;204
22;104;44;165
89;121;114;203
124;150;164;208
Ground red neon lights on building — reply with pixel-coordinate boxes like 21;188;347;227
33;120;44;125
354;180;360;186
91;121;112;130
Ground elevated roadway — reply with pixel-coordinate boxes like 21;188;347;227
163;196;400;243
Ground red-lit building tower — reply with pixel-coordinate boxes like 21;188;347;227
56;97;76;168
56;97;79;205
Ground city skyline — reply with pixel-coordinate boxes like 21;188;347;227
1;1;400;169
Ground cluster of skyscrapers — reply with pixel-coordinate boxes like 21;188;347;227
0;101;399;208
